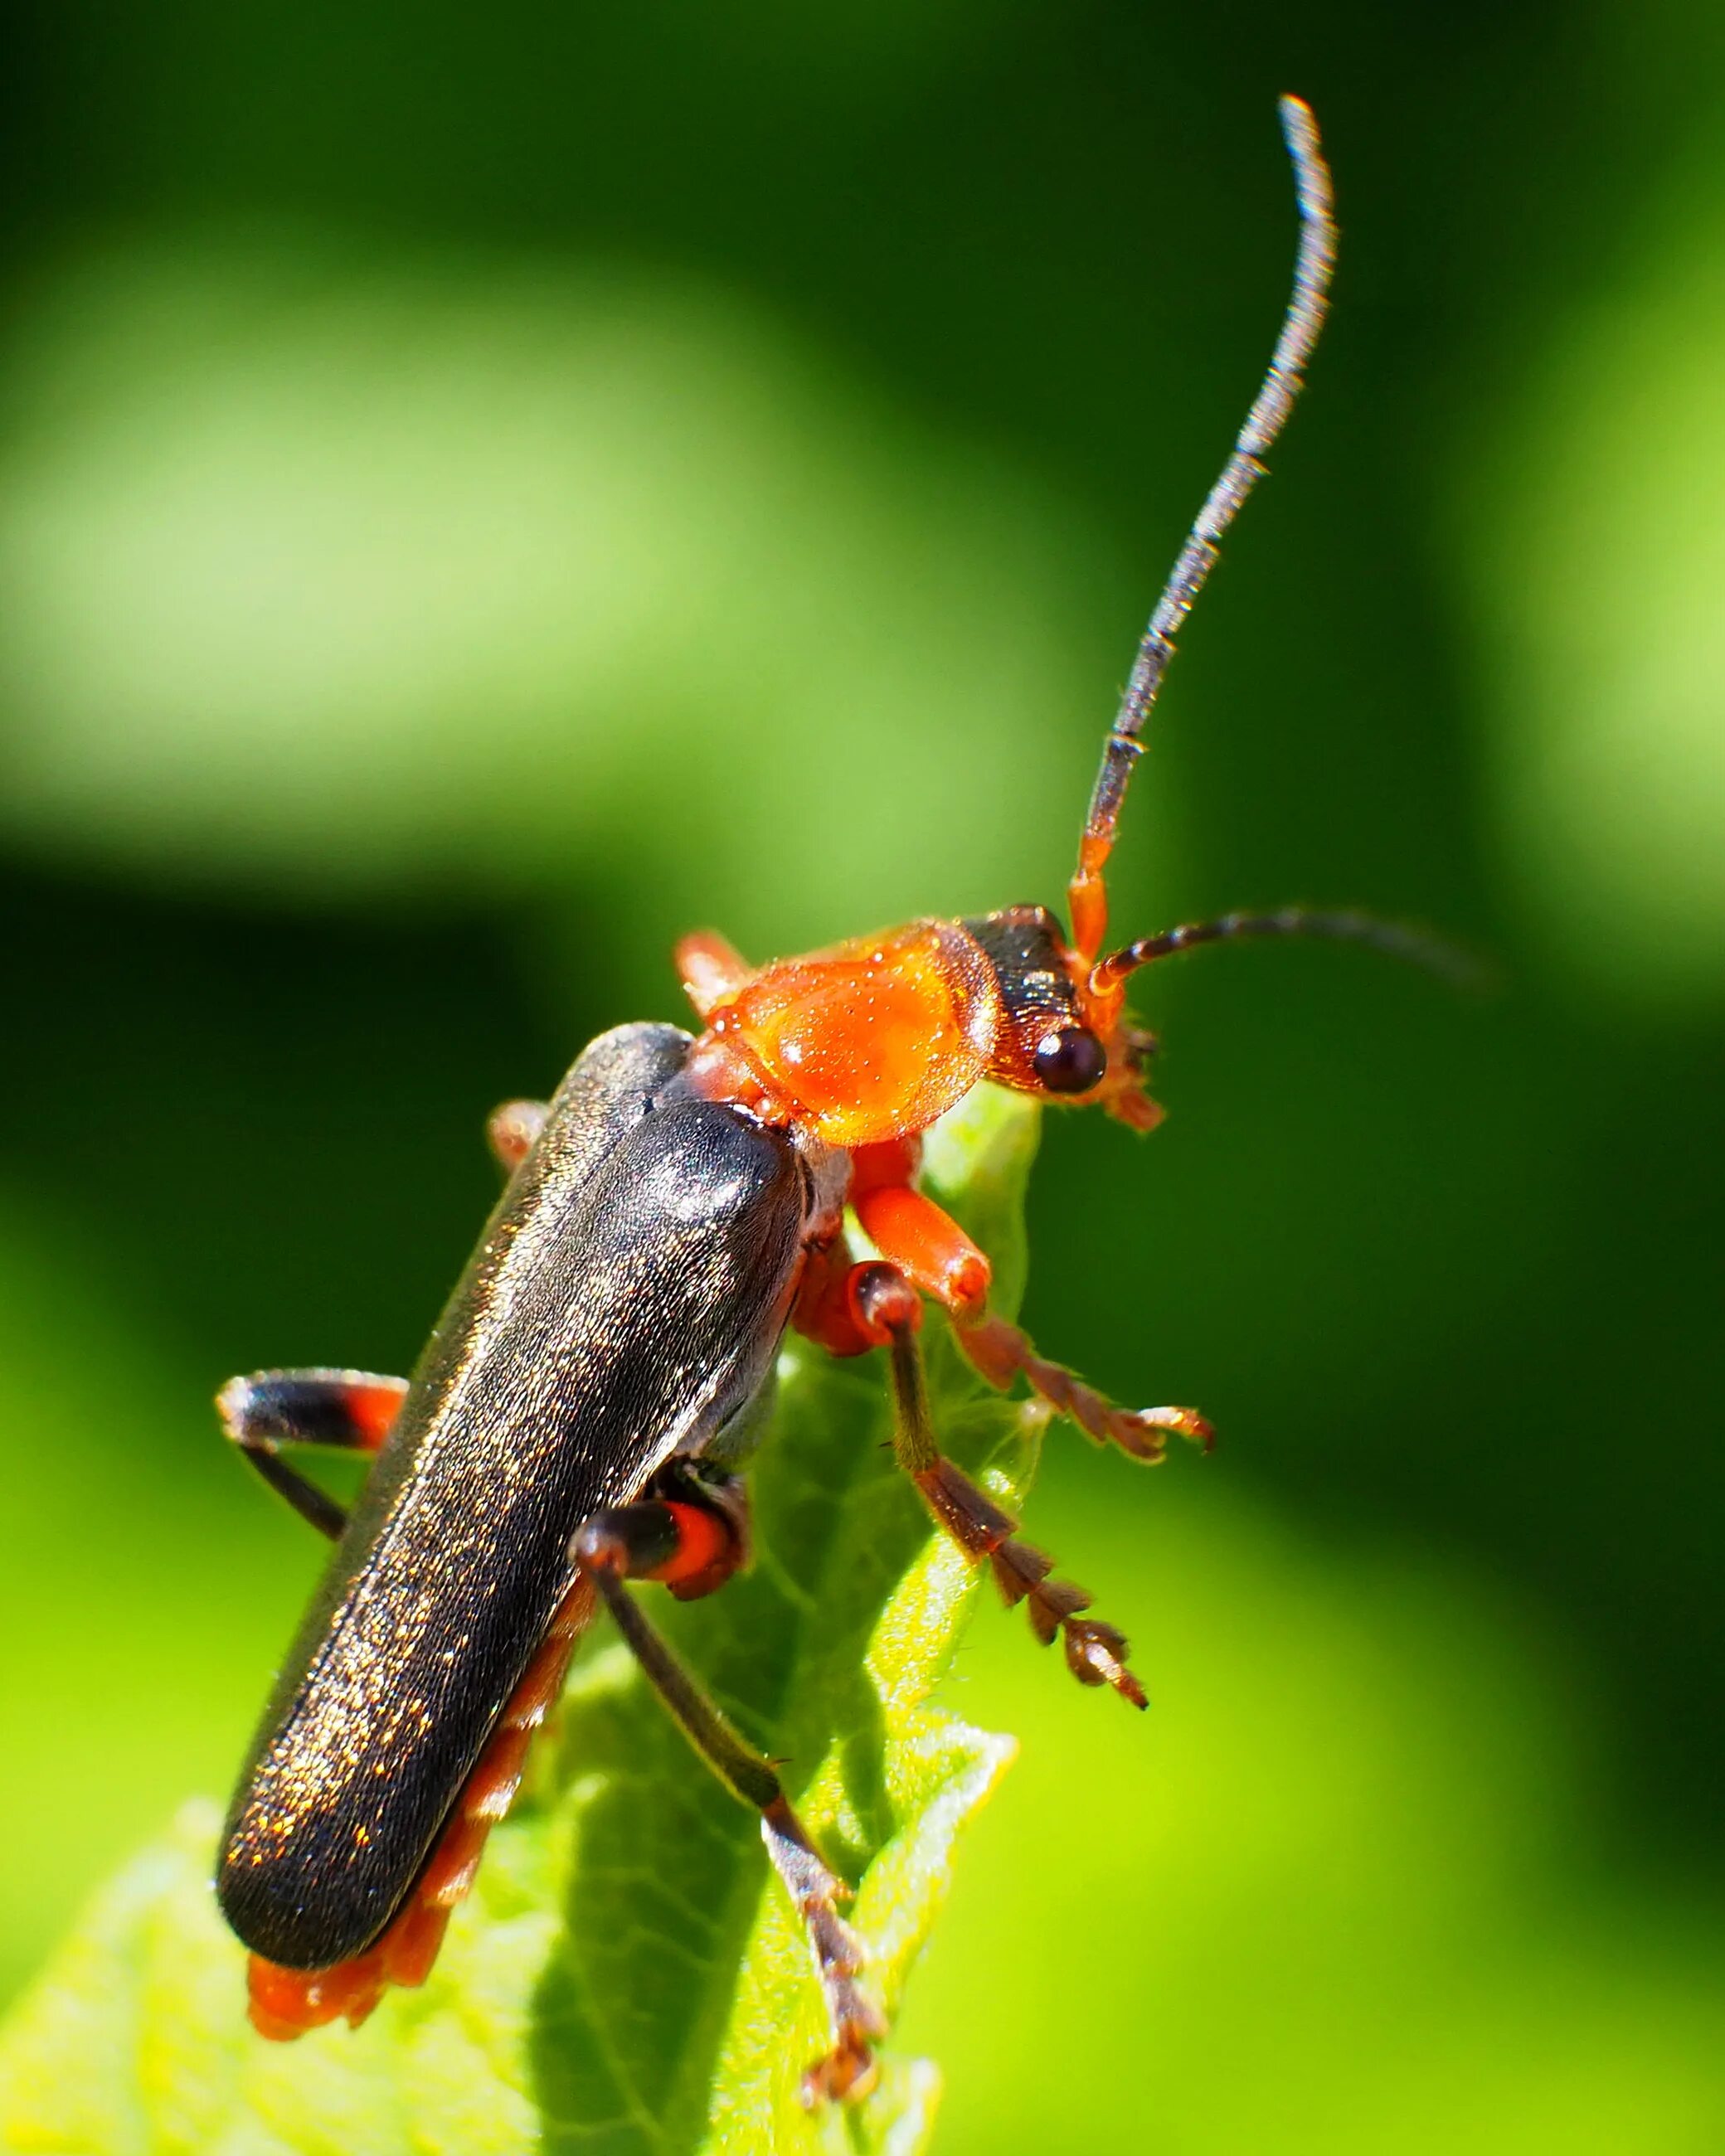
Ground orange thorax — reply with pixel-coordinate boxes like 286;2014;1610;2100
701;920;999;1149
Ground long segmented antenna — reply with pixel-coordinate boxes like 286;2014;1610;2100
1092;907;1485;993
1068;95;1337;967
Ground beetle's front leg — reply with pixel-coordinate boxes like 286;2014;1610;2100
217;1369;408;1538
853;1179;1212;1461
571;1489;884;2105
849;1261;1149;1708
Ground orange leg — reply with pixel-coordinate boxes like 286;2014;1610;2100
675;930;755;1021
854;1182;1212;1464
848;1263;1146;1707
791;1232;876;1357
852;1182;990;1313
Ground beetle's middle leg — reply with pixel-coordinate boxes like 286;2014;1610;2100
849;1260;1149;1709
852;1177;1212;1461
572;1488;884;2105
217;1369;408;1539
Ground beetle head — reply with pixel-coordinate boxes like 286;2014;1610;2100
960;906;1163;1131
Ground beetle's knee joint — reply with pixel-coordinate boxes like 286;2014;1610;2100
216;1377;259;1444
848;1261;922;1347
570;1516;632;1575
943;1251;989;1315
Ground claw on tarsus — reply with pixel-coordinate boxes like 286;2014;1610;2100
986;1529;1149;1710
955;1314;1212;1464
762;1807;887;2108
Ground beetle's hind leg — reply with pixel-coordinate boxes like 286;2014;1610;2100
572;1494;884;2105
851;1262;1149;1708
217;1369;408;1539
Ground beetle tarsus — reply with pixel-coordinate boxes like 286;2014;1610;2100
762;1801;887;2107
955;1313;1212;1461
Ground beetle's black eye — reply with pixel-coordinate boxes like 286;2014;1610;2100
1032;1027;1107;1095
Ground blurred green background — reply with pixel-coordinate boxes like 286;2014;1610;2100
2;2;1722;2149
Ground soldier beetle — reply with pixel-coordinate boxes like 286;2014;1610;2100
216;96;1453;2101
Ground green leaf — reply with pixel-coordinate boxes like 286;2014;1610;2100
0;1085;1043;2156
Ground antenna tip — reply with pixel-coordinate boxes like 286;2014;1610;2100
1275;95;1332;222
1277;92;1319;142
